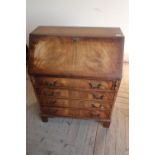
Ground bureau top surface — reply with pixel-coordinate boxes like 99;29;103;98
29;27;124;80
30;26;124;38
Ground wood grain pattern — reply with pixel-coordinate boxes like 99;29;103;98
33;38;73;72
75;38;123;80
29;37;124;80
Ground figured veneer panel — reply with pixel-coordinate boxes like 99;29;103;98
29;37;123;80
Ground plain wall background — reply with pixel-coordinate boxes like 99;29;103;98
26;0;129;60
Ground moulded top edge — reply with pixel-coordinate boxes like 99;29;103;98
30;26;124;38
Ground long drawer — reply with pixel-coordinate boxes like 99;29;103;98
39;98;113;110
35;87;115;101
41;107;110;120
33;77;118;91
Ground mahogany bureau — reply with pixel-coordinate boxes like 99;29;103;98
28;26;124;128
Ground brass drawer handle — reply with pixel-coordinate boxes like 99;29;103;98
91;102;101;108
92;93;104;99
89;82;102;89
91;102;105;109
43;80;57;87
48;81;57;87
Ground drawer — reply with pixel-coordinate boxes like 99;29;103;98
39;98;112;110
34;77;116;90
36;88;69;98
70;91;114;100
42;107;79;117
40;99;79;108
76;100;112;110
79;109;110;120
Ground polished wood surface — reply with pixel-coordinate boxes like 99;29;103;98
35;87;115;100
41;107;110;119
29;37;124;80
38;97;113;110
28;26;124;127
34;77;117;91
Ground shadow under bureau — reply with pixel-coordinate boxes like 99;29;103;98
28;26;124;128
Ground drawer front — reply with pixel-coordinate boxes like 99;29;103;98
42;107;79;117
34;77;116;90
41;107;110;120
39;98;112;110
70;91;114;100
36;87;114;100
76;100;112;110
36;88;69;98
40;99;79;108
79;109;110;120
